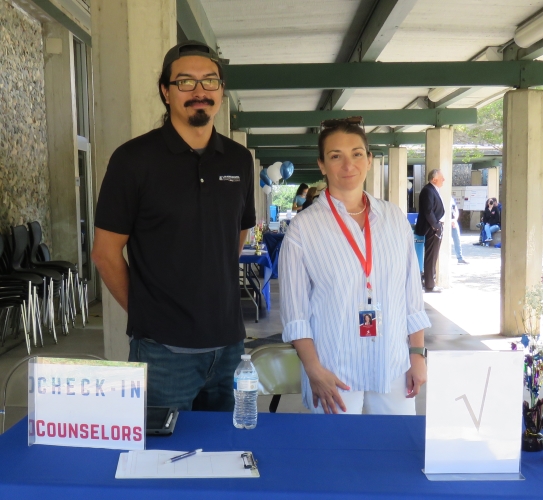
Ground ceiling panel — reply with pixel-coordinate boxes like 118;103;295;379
234;90;323;111
378;0;543;62
202;0;364;64
344;87;430;111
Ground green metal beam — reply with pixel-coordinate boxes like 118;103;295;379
224;61;543;90
256;149;317;158
249;132;428;148
234;109;475;129
327;0;418;110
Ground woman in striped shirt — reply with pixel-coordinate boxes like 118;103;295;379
280;118;431;415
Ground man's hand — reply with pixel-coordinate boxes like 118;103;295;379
406;355;427;398
451;220;457;229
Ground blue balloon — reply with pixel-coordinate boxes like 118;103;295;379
280;161;294;180
260;168;272;186
260;179;265;188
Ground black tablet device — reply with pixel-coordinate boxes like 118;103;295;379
146;406;179;436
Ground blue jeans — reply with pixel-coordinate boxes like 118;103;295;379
484;224;500;240
451;223;463;260
128;338;245;411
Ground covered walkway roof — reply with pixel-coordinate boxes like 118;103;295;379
177;0;543;181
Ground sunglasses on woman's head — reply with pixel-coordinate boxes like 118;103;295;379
320;116;365;133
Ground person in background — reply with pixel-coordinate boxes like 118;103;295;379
483;197;501;244
292;183;309;212
414;169;445;293
302;187;318;210
280;117;430;416
451;197;468;264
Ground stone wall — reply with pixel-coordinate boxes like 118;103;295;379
0;0;51;249
452;163;471;186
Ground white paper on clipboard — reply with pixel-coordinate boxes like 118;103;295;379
115;450;259;479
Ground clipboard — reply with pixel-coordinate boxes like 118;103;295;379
115;450;259;479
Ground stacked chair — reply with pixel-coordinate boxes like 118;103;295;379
0;235;39;354
0;222;89;354
27;221;88;329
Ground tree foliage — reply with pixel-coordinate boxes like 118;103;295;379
454;98;503;155
271;184;297;212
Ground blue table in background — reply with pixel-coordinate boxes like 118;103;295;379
239;247;272;322
263;232;285;279
1;412;542;499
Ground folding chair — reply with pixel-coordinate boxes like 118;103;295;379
250;343;302;413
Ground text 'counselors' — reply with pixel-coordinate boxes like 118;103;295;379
28;420;143;441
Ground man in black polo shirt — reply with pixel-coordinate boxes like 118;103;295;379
92;41;255;411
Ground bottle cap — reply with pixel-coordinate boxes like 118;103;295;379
241;354;251;360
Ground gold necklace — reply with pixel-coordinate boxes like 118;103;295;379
347;195;367;216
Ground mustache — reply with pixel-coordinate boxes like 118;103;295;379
184;98;215;108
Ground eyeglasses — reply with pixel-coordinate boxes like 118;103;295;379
320;116;365;133
169;78;223;92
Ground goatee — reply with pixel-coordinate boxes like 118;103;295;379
188;109;211;127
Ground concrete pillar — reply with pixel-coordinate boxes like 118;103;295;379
426;127;453;288
247;150;263;225
501;89;543;336
255;159;265;224
382;161;389;201
366;156;382;198
388;147;407;213
487;167;500;201
43;23;79;264
413;164;423;211
231;130;247;147
214;96;230;136
91;0;176;361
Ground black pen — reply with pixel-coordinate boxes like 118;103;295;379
166;448;203;464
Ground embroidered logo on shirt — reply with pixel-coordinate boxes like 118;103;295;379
219;175;240;182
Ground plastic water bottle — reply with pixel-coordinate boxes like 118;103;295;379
233;354;259;429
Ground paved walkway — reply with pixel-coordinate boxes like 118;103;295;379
425;229;501;337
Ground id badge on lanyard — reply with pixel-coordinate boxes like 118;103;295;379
359;296;382;338
325;189;382;339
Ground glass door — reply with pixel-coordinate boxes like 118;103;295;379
74;37;95;301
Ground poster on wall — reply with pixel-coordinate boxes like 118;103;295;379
28;358;146;451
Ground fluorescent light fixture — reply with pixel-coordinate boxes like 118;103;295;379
514;11;543;48
428;87;459;103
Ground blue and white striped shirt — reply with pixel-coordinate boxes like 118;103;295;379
280;192;431;408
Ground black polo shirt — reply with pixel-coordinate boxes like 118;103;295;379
95;120;256;348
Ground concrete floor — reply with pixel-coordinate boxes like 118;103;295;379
0;230;515;431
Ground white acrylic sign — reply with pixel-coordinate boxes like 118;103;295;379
424;351;524;479
28;358;146;451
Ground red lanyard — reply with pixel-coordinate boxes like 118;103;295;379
325;189;372;291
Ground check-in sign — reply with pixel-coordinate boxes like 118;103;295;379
28;358;146;451
425;351;524;476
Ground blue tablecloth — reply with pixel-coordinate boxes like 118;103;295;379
263;232;285;279
1;412;542;499
239;250;272;310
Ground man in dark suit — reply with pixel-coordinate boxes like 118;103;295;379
415;169;445;293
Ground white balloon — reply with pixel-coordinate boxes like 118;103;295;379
262;185;272;195
267;162;282;183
